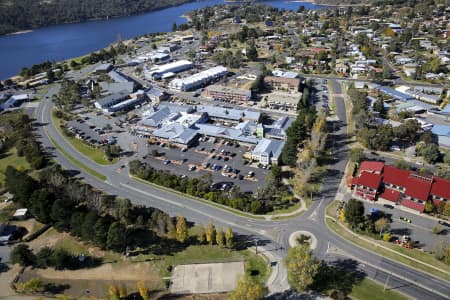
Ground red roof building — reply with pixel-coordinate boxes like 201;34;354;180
359;161;384;175
379;188;401;203
401;198;425;213
351;161;449;213
430;177;450;205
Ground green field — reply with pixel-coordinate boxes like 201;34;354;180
0;148;30;185
350;278;410;300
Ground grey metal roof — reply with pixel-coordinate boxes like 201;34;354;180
95;90;129;108
252;138;285;160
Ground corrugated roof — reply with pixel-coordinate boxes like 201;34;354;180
379;188;400;203
359;161;384;174
431;177;450;200
400;198;425;212
357;172;382;190
432;125;450;137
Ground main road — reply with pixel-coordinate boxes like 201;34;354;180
34;80;450;299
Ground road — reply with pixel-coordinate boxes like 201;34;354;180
33;80;450;299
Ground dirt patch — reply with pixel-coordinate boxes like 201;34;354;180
19;262;163;299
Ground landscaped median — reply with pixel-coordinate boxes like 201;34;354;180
48;134;107;181
325;200;450;282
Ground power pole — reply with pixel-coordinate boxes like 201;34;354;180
384;272;391;291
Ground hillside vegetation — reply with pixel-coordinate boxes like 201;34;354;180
0;0;194;35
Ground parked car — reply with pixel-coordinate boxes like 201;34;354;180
383;204;394;209
163;159;170;165
399;216;411;223
438;220;450;227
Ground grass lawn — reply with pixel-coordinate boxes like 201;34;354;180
0;147;30;185
268;202;302;215
51;112;117;165
0;202;17;223
326;201;450;282
49;135;107;181
350;278;410;300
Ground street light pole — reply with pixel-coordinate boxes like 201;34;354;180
384;272;391;291
254;239;258;255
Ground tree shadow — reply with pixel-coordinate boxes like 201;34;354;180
43;283;70;294
310;258;366;297
0;263;10;273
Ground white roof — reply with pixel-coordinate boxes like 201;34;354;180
13;208;28;217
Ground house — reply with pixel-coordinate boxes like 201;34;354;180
94;63;113;74
145;87;168;102
264;76;300;93
251;138;285;165
403;64;417;78
169;66;228;91
12;208;29;220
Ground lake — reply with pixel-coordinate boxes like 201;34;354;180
0;0;324;80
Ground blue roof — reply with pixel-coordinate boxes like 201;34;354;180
432;125;450;137
378;86;415;101
442;104;450;114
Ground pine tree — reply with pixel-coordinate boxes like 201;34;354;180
216;226;224;247
205;222;216;245
176;215;188;243
225;227;234;248
197;225;206;244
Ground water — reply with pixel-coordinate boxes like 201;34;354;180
0;0;323;80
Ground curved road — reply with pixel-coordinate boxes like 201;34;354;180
34;81;450;299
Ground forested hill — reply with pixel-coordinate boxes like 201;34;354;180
0;0;195;35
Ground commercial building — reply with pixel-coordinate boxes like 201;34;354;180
264;76;300;93
205;85;251;104
350;161;450;213
145;60;194;80
169;66;228;91
251;138;285;165
94;90;130;110
431;125;450;149
196;105;261;123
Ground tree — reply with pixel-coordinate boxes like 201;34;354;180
16;278;43;294
225;227;234;248
137;281;149;300
106;222;127;252
176;215;188;243
434;239;448;260
216;225;224;247
51;198;73;231
344;199;365;229
205;222;216;245
420;144;440;164
383;232;392;242
172;22;177;32
349;148;365;163
285;244;321;292
82;211;98;241
374;217;390;236
109;284;120;300
93;217;110;249
196;225;206;244
10;244;36;266
445;202;450;217
424;201;434;213
231;275;268;300
246;42;258;61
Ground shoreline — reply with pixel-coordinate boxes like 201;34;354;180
7;30;33;36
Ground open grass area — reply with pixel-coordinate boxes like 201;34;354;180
48;135;107;181
325;201;450;282
0;202;16;223
51;113;117;165
0;147;30;185
350;278;410;300
267;202;302;215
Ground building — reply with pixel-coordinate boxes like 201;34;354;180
152;124;199;146
196;105;261;123
251;138;285;165
350;161;450;213
94;63;113;74
431;125;450;149
205;85;251;104
94;90;129;110
169;66;228;91
12;208;29;220
145;87;169;102
264;76;300;93
264;116;293;140
145;60;194;80
0;94;29;110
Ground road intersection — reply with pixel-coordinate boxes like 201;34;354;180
34;79;450;299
